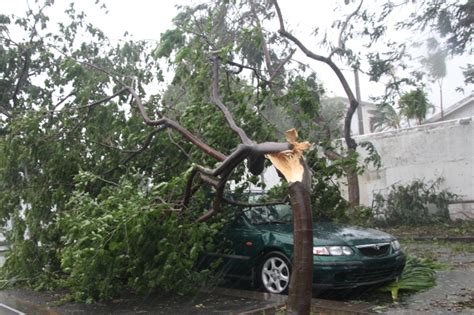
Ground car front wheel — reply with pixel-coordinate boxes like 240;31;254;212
259;252;291;294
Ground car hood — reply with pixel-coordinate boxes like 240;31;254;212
256;222;393;246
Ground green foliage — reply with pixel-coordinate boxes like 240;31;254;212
421;45;447;81
306;150;351;222
406;0;473;55
359;141;382;170
0;2;210;300
0;1;278;301
398;89;432;124
372;178;457;226
153;29;185;59
380;255;442;300
59;172;221;301
368;102;401;131
276;74;324;138
367;53;394;82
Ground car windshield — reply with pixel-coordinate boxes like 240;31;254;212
243;204;292;225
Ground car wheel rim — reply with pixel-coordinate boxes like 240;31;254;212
261;256;290;293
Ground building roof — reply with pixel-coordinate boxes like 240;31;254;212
424;92;474;123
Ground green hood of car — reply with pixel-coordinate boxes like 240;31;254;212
255;221;393;246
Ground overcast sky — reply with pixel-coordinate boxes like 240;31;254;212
2;0;472;112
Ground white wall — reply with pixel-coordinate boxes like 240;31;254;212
246;116;474;219
351;117;474;217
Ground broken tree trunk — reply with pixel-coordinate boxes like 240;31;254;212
267;129;313;315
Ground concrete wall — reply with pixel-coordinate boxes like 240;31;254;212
352;117;474;218
244;116;474;219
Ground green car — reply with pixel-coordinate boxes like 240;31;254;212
219;204;405;294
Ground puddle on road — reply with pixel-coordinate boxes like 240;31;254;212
0;292;60;315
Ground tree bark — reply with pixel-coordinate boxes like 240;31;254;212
346;163;360;207
266;129;313;315
287;179;313;315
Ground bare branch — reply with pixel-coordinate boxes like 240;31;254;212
52;92;75;111
74;88;128;110
328;0;364;60
196;177;227;222
42;89;127;141
12;50;30;108
167;129;192;161
224;59;274;86
79;60;294;223
339;0;364;50
268;49;296;82
11;2;50;109
120;126;167;165
0;105;12;118
99;126;167;177
211;56;252;144
199;173;220;188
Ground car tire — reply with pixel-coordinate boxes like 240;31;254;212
258;251;291;294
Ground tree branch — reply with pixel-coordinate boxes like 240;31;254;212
82;60;294;224
224;58;274;87
83;62;227;162
167;129;193;161
249;0;273;75
120;126;167;164
272;0;358;149
222;197;288;208
211;56;252;145
268;49;296;83
195;180;226;222
328;0;364;59
75;88;128;110
0;105;12;118
12;50;31;108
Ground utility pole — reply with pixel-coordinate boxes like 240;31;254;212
354;69;364;135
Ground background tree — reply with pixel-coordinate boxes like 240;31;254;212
398;89;433;125
369;102;402;131
421;38;448;119
359;0;472;121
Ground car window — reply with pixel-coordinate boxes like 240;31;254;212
243;204;292;225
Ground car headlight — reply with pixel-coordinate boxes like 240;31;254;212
313;246;354;256
391;239;401;251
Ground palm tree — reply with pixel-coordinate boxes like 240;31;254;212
421;45;447;120
398;89;433;125
369;102;401;132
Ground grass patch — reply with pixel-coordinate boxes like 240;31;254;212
380;221;474;239
450;243;474;254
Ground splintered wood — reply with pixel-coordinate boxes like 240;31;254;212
266;128;311;183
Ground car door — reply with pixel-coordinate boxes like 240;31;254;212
224;213;265;277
